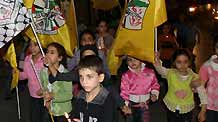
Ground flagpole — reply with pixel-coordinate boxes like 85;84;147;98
30;59;43;89
155;28;158;52
16;86;21;120
28;9;45;57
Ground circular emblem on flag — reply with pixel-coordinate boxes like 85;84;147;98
32;0;65;34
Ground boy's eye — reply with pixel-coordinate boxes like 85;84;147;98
87;74;93;79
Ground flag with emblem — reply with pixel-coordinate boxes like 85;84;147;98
108;0;167;75
0;0;31;48
24;0;77;56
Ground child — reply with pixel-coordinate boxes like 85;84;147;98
18;41;46;122
72;55;117;122
120;56;160;122
154;49;207;122
67;30;110;77
199;36;218;122
40;42;73;122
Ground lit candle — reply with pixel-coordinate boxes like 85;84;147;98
64;112;71;122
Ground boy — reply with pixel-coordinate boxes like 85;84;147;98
72;55;116;122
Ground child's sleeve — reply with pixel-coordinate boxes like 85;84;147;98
48;70;79;84
72;98;80;119
196;85;207;106
120;73;130;102
102;94;117;122
154;62;169;78
199;65;209;83
52;82;73;103
150;70;160;99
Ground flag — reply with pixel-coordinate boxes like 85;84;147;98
0;0;31;48
24;0;77;56
107;0;167;75
91;0;119;10
23;0;34;9
4;43;19;89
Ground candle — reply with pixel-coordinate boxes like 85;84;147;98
64;112;71;122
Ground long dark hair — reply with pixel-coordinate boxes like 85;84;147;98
171;48;192;68
47;42;67;67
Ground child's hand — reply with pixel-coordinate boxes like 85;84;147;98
198;110;206;122
154;52;161;66
175;90;187;99
36;89;43;96
45;101;51;110
73;118;81;122
121;105;132;115
43;56;52;66
43;90;53;102
150;94;158;102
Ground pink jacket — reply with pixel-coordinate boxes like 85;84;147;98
120;66;160;102
19;55;44;98
199;55;218;111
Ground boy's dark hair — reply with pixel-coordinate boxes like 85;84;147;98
80;45;99;57
79;29;96;42
47;42;67;67
78;55;104;74
171;48;192;67
97;19;108;27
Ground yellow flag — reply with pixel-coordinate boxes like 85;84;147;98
24;0;77;57
23;0;35;9
4;43;19;89
154;0;167;26
91;0;119;10
108;0;167;75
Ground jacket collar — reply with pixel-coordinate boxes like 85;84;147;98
78;87;109;105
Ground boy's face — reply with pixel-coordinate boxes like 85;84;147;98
29;41;40;56
80;33;95;46
79;68;104;93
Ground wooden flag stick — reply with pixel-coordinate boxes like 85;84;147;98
30;59;43;89
16;86;21;120
155;28;158;52
28;9;45;57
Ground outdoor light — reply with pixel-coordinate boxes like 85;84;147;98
189;6;197;12
206;3;212;10
214;16;218;20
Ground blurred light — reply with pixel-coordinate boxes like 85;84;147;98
214;16;218;20
206;4;212;10
189;6;197;12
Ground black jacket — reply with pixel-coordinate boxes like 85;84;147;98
73;87;117;122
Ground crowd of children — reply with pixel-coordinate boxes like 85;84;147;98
1;19;218;122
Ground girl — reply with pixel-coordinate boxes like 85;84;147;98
199;36;218;122
40;42;73;122
19;41;46;122
154;49;207;122
120;56;160;122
